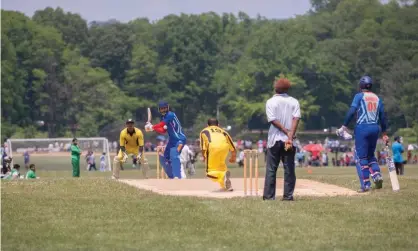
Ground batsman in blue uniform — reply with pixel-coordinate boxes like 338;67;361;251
145;101;186;179
337;76;389;192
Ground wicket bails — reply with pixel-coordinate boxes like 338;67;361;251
243;149;259;196
156;146;168;179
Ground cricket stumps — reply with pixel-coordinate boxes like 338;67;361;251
243;149;259;196
156;146;168;179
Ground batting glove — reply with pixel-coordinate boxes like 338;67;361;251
144;122;154;132
336;126;352;140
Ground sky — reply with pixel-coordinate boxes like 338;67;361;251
1;0;313;22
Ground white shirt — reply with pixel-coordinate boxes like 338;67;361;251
266;93;301;148
180;145;192;163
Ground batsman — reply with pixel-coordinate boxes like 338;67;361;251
145;101;186;179
112;119;145;179
200;118;236;191
337;76;388;192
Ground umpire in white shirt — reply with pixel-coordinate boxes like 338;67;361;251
263;77;301;201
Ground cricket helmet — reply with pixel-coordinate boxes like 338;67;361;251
359;76;372;90
158;101;169;115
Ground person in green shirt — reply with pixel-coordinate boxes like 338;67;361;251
5;164;21;180
71;138;81;177
26;164;38;179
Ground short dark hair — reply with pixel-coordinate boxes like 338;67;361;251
207;118;219;126
72;138;77;143
13;164;20;169
29;164;35;169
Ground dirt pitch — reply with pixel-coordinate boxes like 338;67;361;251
119;178;359;198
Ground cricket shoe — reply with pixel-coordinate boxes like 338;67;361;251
372;172;383;189
357;185;371;193
111;175;118;180
224;171;233;192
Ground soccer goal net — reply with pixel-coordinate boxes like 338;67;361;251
6;137;112;171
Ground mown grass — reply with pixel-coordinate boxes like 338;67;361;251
2;156;418;250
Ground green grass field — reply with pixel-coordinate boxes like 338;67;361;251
2;153;418;251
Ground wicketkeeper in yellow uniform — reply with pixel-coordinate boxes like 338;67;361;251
112;119;145;179
200;118;236;191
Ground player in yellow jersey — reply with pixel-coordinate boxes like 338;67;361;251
112;119;145;179
200;118;236;191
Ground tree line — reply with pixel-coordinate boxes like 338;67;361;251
1;0;418;142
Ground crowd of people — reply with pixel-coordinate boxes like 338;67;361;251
0;134;416;179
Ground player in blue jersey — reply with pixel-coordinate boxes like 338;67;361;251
145;101;187;179
337;76;389;192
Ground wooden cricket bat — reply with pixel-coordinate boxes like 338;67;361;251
147;108;152;123
385;144;400;191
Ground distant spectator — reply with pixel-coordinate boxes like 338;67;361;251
26;164;38;179
322;152;328;167
23;150;30;170
392;136;404;175
71;138;81;177
296;151;304;168
413;155;417;164
100;152;106;172
244;140;252;150
258;140;263;153
345;154;350;167
88;151;97;171
407;144;413;164
1;156;12;176
237;150;245;168
5;164;21;180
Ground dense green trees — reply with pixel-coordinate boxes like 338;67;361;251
1;0;418;141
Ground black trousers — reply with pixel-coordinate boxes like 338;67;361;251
263;141;296;200
394;162;404;175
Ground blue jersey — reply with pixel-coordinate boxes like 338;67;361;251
24;152;30;164
392;142;404;163
343;92;387;132
100;155;105;162
161;111;186;142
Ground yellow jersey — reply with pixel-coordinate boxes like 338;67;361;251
199;126;236;153
119;127;144;152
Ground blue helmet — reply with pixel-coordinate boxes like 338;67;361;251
158;101;169;115
359;76;372;90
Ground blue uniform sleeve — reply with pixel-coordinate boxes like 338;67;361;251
162;112;174;125
378;99;387;133
343;93;362;126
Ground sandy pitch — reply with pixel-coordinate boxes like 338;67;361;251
119;178;358;198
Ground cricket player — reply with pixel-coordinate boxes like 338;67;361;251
200;118;236;191
71;138;81;177
145;101;186;179
112;119;144;179
337;76;388;192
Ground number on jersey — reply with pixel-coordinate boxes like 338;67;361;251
367;102;377;112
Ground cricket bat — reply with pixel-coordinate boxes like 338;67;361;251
385;144;400;191
147;107;152;123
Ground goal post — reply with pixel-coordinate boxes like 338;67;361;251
7;137;112;171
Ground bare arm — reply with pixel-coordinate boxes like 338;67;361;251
270;120;289;135
288;118;300;140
